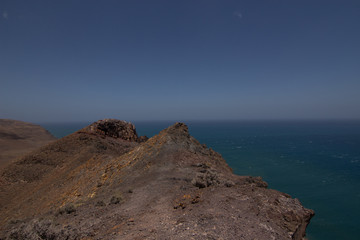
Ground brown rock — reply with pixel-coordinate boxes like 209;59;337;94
79;118;147;142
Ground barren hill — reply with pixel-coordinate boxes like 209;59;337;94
0;119;314;240
0;119;56;168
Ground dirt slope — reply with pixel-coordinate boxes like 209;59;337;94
0;119;56;168
0;119;314;240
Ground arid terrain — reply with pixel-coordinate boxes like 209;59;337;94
0;119;314;240
0;119;56;168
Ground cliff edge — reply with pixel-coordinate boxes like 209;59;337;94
0;119;314;240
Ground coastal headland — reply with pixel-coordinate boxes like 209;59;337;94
0;119;314;239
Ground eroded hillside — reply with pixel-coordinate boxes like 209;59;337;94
0;119;314;240
0;119;56;168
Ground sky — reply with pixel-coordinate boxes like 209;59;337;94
1;0;359;122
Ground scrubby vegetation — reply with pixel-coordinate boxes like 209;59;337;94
109;194;122;205
57;203;76;215
7;219;80;240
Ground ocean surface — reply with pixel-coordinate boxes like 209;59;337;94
40;120;360;240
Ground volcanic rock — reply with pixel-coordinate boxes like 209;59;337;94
79;119;143;142
0;119;314;240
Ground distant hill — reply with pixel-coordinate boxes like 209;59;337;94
0;119;313;240
0;119;56;168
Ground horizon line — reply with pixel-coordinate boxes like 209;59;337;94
30;118;360;124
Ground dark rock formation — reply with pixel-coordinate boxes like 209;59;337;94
0;119;314;240
79;119;146;142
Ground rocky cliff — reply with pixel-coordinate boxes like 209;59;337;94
0;119;314;240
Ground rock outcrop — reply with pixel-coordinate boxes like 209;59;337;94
0;119;314;240
79;119;147;142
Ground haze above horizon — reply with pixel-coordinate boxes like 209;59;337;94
1;0;359;122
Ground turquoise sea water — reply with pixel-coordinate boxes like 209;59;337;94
41;121;360;240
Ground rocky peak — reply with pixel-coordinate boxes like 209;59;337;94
79;119;145;142
158;122;190;139
168;122;189;132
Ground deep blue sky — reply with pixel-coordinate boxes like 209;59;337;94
1;0;359;122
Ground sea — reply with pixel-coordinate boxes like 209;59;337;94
40;120;360;240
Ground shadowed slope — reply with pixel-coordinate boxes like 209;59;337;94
0;119;56;168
